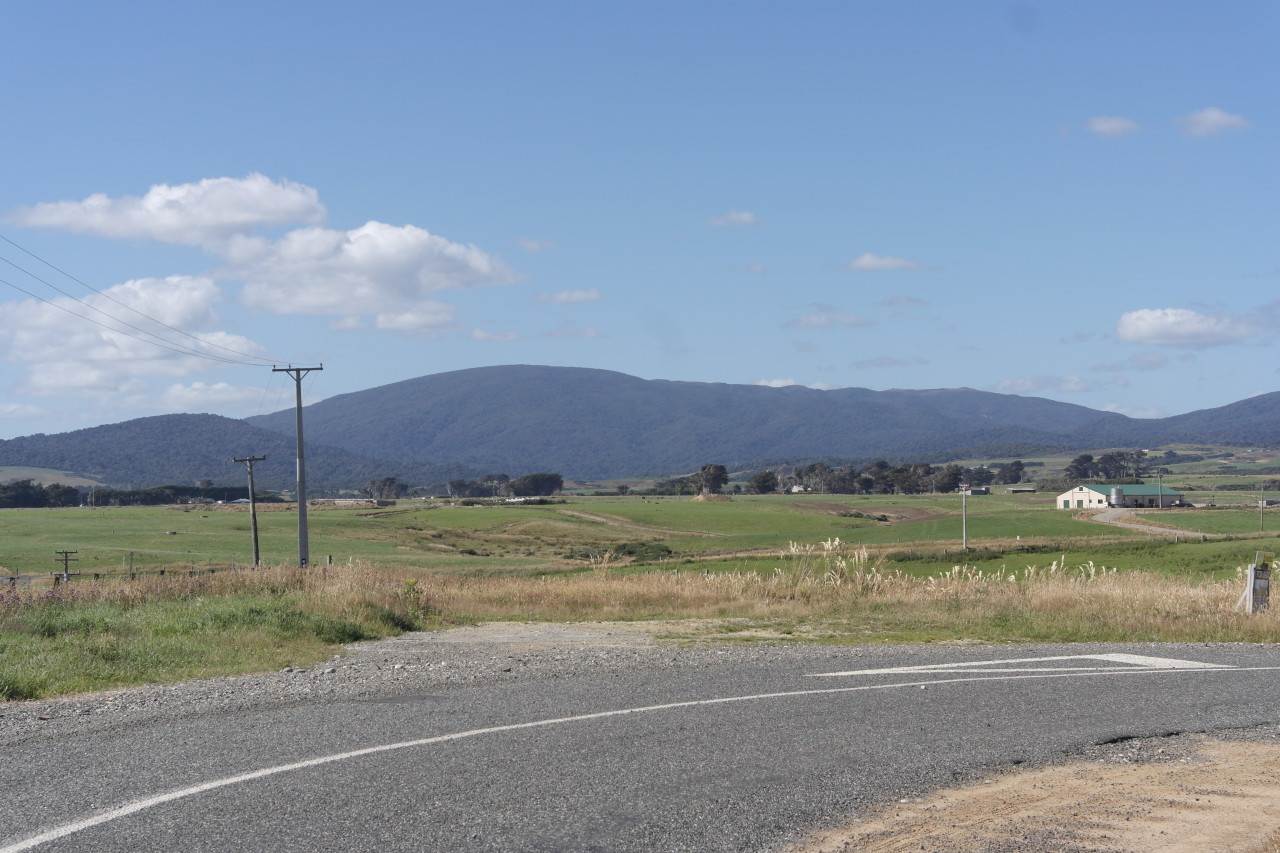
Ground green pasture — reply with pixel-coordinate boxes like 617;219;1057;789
1133;507;1275;536
0;466;100;487
1;492;1273;581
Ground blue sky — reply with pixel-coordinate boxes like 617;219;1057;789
0;1;1275;439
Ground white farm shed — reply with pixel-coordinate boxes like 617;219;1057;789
1057;484;1183;510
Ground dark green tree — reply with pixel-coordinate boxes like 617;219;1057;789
691;464;729;495
748;470;779;494
998;460;1025;485
510;472;564;496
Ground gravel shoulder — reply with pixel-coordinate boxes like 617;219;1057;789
5;622;1280;852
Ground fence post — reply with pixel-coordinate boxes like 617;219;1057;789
1239;551;1275;614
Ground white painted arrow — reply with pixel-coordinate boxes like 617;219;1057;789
808;653;1234;678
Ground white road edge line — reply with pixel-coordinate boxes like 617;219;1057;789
3;663;1273;853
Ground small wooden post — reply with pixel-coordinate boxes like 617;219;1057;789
1241;551;1274;613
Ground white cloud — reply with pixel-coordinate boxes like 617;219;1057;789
534;288;601;304
1087;116;1141;137
1179;107;1251;137
880;295;929;307
744;262;767;274
158;382;264;409
1116;307;1257;348
0;402;46;419
707;209;759;227
1091;351;1169;372
545;326;603;338
0;276;267;395
471;329;521;342
783;307;875;329
844;253;919;271
7;174;324;247
329;316;366;332
996;375;1093;395
1100;402;1166;419
371;301;461;337
517;237;557;252
235;221;520;315
753;378;831;390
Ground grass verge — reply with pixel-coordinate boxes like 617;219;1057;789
0;563;443;700
4;540;1277;701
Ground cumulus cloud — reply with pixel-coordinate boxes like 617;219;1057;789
471;329;521;342
783;307;875;329
517;237;557;252
707;210;759;227
158;382;265;409
533;288;601;304
844;253;919;271
235;221;519;315
1087;116;1141;137
754;379;832;390
0;402;46;419
1100;402;1166;419
1091;351;1169;373
545;326;603;339
328;316;366;332
1116;307;1257;348
7;174;324;246
996;375;1093;395
371;301;461;337
1178;108;1250;137
0;276;267;395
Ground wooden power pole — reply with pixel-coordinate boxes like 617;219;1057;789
233;455;267;566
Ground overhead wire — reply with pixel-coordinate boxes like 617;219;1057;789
0;271;259;365
0;231;286;367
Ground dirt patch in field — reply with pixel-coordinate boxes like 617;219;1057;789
553;509;722;537
788;736;1280;853
878;505;951;524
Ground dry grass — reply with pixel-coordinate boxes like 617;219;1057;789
409;538;1280;643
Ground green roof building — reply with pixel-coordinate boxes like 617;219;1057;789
1057;483;1183;510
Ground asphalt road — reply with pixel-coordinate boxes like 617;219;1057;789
3;643;1279;852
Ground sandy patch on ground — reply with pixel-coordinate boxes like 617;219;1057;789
414;619;807;649
788;737;1280;853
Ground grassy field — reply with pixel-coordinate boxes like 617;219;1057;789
4;492;1280;701
3;493;1276;579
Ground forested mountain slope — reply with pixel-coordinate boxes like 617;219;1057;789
245;365;1249;480
0;414;472;490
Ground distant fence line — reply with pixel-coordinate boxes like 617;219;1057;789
3;556;341;590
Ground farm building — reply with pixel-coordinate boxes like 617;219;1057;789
1056;484;1183;510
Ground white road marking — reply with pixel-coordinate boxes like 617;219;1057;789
807;653;1234;678
1;659;1265;852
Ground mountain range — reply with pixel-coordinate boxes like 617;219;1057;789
1;365;1277;489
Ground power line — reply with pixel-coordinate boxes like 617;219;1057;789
0;272;261;365
0;231;284;366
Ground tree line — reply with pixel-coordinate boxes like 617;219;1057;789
744;461;1021;495
442;472;565;498
0;480;262;508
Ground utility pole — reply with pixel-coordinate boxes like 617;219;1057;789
272;365;322;566
960;484;969;550
233;455;267;566
54;550;78;583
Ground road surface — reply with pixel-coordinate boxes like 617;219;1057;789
3;636;1279;852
